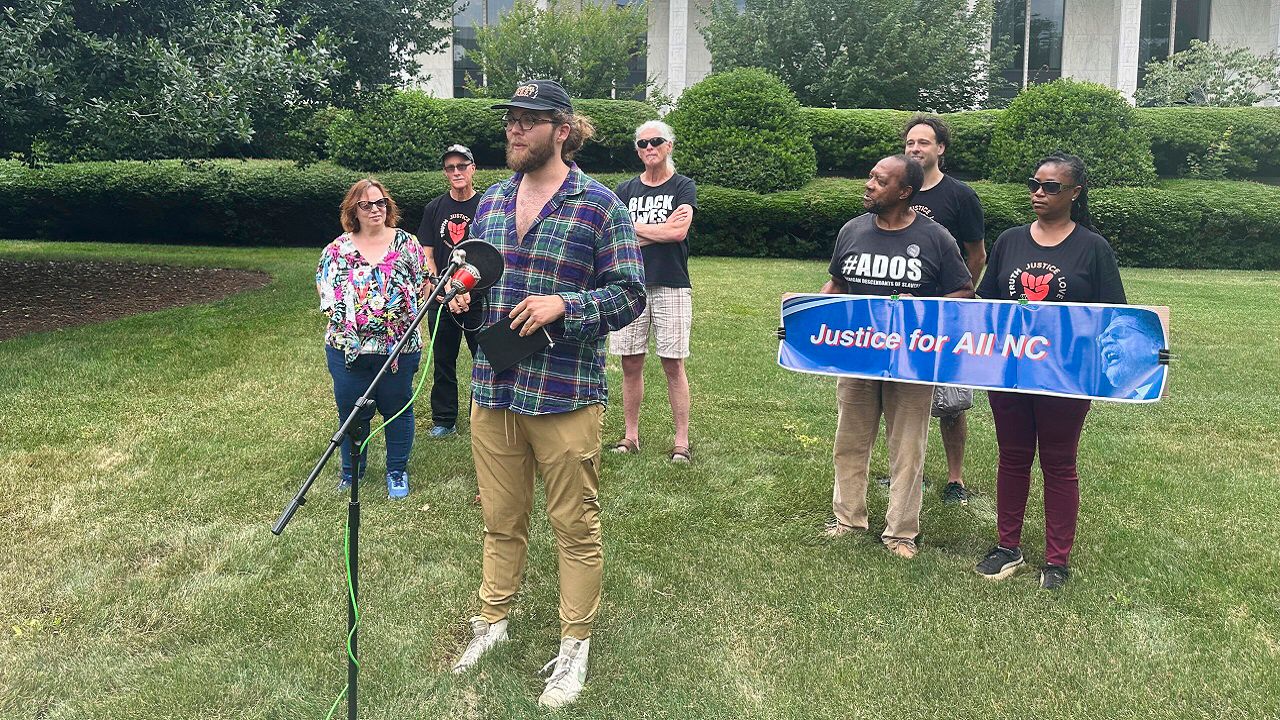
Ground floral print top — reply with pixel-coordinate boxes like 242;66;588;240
317;228;428;369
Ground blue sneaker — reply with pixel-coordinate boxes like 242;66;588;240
336;471;353;492
386;470;410;500
429;425;458;439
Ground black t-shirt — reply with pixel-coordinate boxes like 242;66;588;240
827;213;972;297
910;174;985;249
976;223;1126;304
416;192;482;272
615;173;698;288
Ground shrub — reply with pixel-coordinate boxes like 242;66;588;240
801;109;910;175
938;109;1000;177
326;90;447;171
571;99;661;172
1134;107;1280;178
666;69;816;194
326;95;658;173
803;107;998;178
988;79;1157;187
3;160;1277;270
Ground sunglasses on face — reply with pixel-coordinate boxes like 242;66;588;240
636;137;668;149
1026;178;1077;195
443;163;471;173
502;114;555;131
356;198;389;212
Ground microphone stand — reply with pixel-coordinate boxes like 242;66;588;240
272;255;471;720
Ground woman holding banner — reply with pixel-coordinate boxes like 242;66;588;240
973;152;1125;591
317;178;428;500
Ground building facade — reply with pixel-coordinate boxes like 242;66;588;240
414;0;1280;103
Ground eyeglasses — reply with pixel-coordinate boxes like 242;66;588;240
636;137;669;149
356;198;389;212
443;163;472;173
1026;178;1077;195
502;114;556;131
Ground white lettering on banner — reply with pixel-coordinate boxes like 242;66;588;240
840;252;923;282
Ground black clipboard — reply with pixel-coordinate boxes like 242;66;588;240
477;320;553;374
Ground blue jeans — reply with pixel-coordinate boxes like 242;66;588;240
325;346;421;477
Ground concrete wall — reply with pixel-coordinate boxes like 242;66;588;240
1061;0;1121;85
1210;0;1277;54
411;30;455;97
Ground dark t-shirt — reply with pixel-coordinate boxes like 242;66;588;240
910;174;985;249
416;192;482;272
976;224;1126;304
827;213;972;297
615;173;698;288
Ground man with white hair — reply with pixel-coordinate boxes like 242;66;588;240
608;120;698;462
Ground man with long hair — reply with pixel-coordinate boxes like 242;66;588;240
448;80;645;709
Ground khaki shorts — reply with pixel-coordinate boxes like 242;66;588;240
609;285;692;359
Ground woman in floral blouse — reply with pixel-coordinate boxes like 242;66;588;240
317;178;429;500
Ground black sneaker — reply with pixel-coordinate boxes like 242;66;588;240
1040;564;1070;590
975;545;1024;580
942;481;969;505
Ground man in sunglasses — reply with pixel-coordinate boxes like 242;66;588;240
903;114;987;506
821;154;974;559
608;120;698;463
447;80;645;710
416;144;482;440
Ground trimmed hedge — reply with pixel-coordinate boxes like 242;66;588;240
2;160;1277;269
0;160;630;248
695;179;1280;269
1135;107;1280;178
989;80;1156;186
804;105;1279;181
325;95;658;173
667;69;816;194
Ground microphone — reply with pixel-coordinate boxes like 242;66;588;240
449;263;481;293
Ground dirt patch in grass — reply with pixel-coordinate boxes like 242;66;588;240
0;260;271;341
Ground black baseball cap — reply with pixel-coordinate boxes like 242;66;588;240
491;80;573;112
441;144;474;163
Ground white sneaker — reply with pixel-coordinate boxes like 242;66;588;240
537;637;590;709
451;616;508;674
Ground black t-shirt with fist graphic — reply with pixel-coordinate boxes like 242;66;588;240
417;192;482;273
976;223;1126;304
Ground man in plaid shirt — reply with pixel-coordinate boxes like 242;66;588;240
448;79;645;710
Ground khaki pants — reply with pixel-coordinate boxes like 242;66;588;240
471;402;604;640
832;378;932;546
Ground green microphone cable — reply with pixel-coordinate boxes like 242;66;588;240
326;300;446;719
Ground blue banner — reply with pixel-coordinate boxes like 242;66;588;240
778;294;1169;403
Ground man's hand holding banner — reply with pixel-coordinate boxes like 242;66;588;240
778;294;1170;403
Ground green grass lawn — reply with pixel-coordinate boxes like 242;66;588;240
2;240;1277;720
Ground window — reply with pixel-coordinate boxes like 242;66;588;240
1139;0;1211;85
451;0;517;97
992;0;1065;100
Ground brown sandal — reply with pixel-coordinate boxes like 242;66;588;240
611;437;640;454
670;445;691;463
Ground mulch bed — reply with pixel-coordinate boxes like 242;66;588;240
0;260;272;341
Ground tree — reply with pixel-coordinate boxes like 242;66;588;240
1134;40;1280;107
701;0;997;112
465;0;651;100
1;0;342;162
275;0;456;98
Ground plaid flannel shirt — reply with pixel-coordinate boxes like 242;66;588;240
470;163;646;415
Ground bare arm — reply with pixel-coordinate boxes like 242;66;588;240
963;239;986;286
634;204;694;246
821;276;849;294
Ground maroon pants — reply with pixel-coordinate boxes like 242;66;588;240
988;392;1091;567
